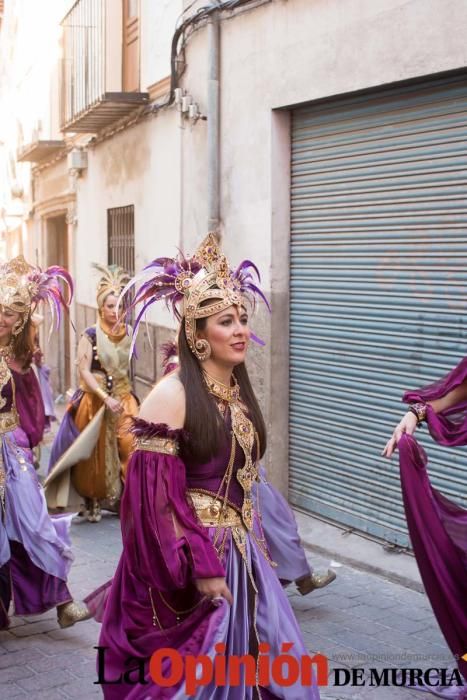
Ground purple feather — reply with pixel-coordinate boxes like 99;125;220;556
161;340;178;368
250;332;266;347
232;260;271;312
28;265;74;333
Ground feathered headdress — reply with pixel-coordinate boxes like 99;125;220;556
93;263;131;309
120;233;270;360
0;255;73;335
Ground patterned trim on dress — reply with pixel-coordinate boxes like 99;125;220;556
0;409;19;434
134;435;180;456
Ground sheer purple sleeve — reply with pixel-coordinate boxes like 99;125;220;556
403;356;467;447
13;368;46;447
398;436;467;682
120;420;225;592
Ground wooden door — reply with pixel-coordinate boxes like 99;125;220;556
122;0;139;92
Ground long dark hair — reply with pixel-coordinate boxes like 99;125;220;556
12;317;35;369
178;319;267;463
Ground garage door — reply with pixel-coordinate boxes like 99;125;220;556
289;72;467;545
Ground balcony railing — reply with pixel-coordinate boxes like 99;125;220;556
60;0;148;133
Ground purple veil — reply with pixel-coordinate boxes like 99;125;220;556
399;357;467;682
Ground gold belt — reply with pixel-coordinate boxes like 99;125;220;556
187;490;244;528
81;373;132;399
110;376;132;398
0;409;19;435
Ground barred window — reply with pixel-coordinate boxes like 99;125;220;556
107;205;135;275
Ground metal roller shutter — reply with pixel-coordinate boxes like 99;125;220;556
289;72;467;545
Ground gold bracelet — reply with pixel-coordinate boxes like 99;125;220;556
95;387;108;402
408;402;427;424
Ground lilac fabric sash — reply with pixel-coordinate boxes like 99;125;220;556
399;356;467;682
48;390;81;474
0;427;74;579
255;467;311;583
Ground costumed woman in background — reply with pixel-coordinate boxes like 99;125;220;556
161;340;336;596
383;360;467;697
47;264;138;522
86;234;321;699
0;256;90;630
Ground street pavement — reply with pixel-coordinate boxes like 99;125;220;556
0;432;456;699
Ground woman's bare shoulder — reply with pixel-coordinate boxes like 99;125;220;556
138;372;186;428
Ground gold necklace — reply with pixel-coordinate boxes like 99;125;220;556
203;370;257;531
203;370;240;403
0;342;13;411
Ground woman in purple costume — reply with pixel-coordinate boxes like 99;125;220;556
161;340;336;596
0;256;90;630
86;234;321;699
383;360;467;697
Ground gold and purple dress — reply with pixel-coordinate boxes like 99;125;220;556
47;321;138;511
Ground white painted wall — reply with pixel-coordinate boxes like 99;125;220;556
140;0;182;89
75;111;182;329
0;0;67;144
0;0;69;257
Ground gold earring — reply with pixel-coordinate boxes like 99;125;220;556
12;318;26;336
193;338;211;362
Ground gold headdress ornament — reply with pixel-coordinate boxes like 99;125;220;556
0;254;73;406
93;263;131;309
0;255;73;338
121;233;270;360
0;256;35;318
182;234;244;360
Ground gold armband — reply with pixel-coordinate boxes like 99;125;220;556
95;387;109;402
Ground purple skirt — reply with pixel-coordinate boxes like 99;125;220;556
87;526;320;700
0;541;71;628
0;425;74;628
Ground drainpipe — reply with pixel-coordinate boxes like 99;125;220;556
207;12;220;234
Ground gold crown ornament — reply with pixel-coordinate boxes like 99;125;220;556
0;255;73;405
0;256;36;321
121;233;269;361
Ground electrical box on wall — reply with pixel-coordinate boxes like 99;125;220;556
67;149;88;171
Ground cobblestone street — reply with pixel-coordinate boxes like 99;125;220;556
0;505;455;699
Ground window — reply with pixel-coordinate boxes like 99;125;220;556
107;204;135;275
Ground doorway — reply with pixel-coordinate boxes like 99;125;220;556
44;214;71;395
